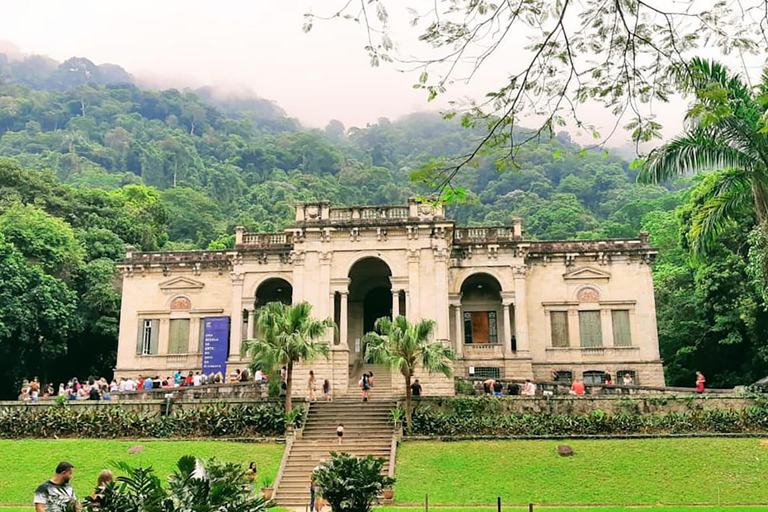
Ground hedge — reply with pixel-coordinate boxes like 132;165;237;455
409;396;768;436
0;402;301;439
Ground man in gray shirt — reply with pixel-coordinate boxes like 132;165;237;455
34;462;78;512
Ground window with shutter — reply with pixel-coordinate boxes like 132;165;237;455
550;311;569;347
463;312;473;344
168;319;190;354
138;319;157;356
579;311;603;347
612;310;632;347
149;319;160;355
488;311;498;343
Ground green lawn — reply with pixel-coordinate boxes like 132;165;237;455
0;440;284;506
394;439;768;505
378;508;768;512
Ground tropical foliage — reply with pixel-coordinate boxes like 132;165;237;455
85;456;273;512
3;49;768;393
311;452;395;512
244;301;334;413
362;316;455;431
640;58;768;259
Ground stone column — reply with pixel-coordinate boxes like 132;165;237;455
392;290;400;318
158;318;170;355
450;294;464;358
512;266;530;353
340;291;349;349
407;249;420;318
189;317;201;354
502;301;513;357
433;247;450;341
329;292;337;345
246;307;256;340
228;272;244;362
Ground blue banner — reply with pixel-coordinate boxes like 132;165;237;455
202;316;230;375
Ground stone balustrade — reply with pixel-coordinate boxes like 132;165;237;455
454;226;522;243
239;232;293;248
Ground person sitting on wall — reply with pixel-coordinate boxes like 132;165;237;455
522;379;537;396
570;377;586;396
506;382;519;395
483;378;495;395
493;379;503;396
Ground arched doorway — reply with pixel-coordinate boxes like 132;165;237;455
347;257;392;364
363;287;392;333
459;273;503;345
244;278;293;357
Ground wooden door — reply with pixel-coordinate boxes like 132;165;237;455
471;312;490;344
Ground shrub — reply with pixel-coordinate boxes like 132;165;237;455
408;397;768;437
87;456;274;512
0;402;299;439
312;453;396;512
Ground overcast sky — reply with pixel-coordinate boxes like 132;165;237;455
1;0;761;148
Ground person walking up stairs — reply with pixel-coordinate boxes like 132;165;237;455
272;393;397;508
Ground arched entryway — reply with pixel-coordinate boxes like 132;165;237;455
459;273;503;345
255;277;293;307
242;278;293;356
347;257;393;364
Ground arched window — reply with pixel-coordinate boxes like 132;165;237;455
583;370;606;385
617;369;637;385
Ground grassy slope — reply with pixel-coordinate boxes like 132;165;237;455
394;439;768;505
377;508;768;512
0;440;284;505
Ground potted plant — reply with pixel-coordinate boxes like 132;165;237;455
260;475;274;500
383;488;394;500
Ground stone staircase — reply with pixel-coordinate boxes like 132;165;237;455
272;367;398;509
348;364;395;397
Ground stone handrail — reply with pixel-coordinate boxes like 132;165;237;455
454;226;521;243
124;250;233;264
239;232;293;248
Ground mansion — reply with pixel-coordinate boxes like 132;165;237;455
116;200;665;395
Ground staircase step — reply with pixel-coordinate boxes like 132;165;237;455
274;371;398;507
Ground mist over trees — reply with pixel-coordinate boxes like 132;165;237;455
0;49;767;397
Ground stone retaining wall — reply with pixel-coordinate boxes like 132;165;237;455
0;396;287;416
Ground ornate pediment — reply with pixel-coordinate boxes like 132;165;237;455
563;267;611;282
159;276;205;291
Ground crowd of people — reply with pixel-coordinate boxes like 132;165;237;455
477;370;707;397
17;367;280;401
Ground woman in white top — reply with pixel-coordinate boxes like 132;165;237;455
308;370;317;402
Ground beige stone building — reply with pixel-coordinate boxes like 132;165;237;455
116;200;665;395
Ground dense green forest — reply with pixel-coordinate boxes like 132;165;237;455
0;52;766;398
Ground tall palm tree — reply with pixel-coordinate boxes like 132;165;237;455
362;316;455;432
244;301;334;414
639;57;768;257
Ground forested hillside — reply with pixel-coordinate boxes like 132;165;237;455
0;52;766;397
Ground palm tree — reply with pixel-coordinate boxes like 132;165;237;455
244;301;334;414
639;57;768;258
362;316;455;432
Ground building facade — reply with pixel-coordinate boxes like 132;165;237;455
116;200;665;395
